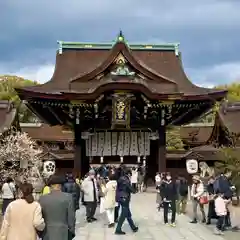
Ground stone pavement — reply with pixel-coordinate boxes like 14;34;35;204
186;200;240;240
74;192;225;240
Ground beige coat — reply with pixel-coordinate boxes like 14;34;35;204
0;199;45;240
103;180;117;209
81;177;98;202
191;181;204;199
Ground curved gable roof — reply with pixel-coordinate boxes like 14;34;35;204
15;33;227;101
70;41;177;85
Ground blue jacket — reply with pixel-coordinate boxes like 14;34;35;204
213;175;233;199
116;175;134;203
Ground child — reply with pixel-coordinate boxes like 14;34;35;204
214;191;227;235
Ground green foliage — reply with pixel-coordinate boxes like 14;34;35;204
195;82;240;123
214;147;240;190
0;75;38;122
166;127;184;150
216;82;240;102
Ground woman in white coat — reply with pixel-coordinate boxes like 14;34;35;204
103;175;117;228
131;167;138;192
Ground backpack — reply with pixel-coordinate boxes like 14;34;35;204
179;182;188;196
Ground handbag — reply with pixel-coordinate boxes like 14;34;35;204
199;194;208;204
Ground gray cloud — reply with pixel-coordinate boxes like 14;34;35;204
0;0;240;85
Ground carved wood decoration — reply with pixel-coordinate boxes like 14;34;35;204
111;54;135;78
64;141;74;151
46;143;60;151
111;93;134;129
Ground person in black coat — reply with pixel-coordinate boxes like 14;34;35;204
115;167;138;235
159;172;177;226
206;177;217;224
63;174;80;212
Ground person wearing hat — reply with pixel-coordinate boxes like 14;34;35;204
38;175;76;240
81;169;98;222
190;175;206;224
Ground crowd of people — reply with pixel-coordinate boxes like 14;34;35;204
0;166;236;239
0;165;144;239
155;172;235;235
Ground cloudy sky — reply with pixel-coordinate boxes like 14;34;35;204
1;0;240;87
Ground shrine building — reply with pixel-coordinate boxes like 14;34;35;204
16;32;227;177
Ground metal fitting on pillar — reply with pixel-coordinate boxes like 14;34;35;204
76;108;80;125
69;106;74;118
100;156;104;163
94;103;98;118
144;106;148;119
120;156;124;163
161;109;165;126
143;156;146;166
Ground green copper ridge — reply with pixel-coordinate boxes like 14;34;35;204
58;41;179;50
57;31;180;54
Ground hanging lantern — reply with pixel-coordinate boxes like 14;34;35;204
120;156;124;163
137;156;141;163
43;160;56;177
186;159;198;174
100;156;104;163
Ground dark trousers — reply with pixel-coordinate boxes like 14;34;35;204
163;200;176;224
207;201;217;221
114;204;120;222
115;201;136;232
2;199;14;215
132;183;137;192
216;216;225;231
224;210;231;228
85;201;97;220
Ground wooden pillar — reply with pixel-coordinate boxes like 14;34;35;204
74;122;81;178
157;108;167;173
158;125;166;173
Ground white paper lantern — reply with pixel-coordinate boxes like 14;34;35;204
43;160;56;177
186;159;198;174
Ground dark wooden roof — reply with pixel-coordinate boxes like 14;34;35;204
40;150;74;161
185;145;224;161
20;123;73;141
180;124;213;146
16;34;226;101
0;101;17;135
39;146;226;162
218;102;240;134
21;123;213;145
208;102;240;146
